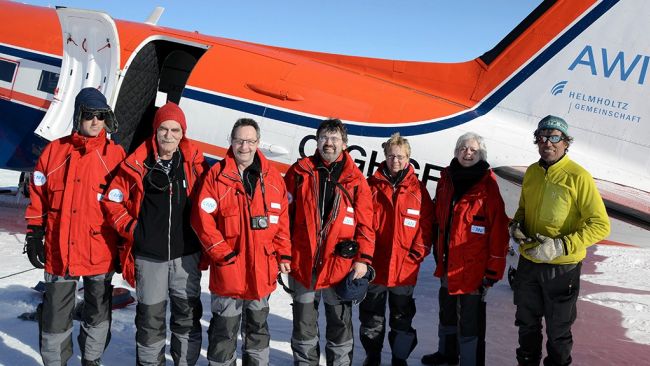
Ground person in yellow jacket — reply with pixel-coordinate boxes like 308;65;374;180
510;115;610;366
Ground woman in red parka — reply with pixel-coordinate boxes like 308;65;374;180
422;132;509;366
359;133;434;366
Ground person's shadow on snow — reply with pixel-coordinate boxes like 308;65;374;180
0;284;44;366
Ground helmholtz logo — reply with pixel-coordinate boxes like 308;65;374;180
551;81;568;96
552;44;643;123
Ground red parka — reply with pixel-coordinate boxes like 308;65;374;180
191;149;291;300
433;167;509;294
101;137;207;287
25;130;126;277
368;164;434;287
284;151;375;290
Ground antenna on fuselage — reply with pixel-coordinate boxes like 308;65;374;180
144;6;164;25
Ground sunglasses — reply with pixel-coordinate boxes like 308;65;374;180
535;135;565;144
81;111;107;121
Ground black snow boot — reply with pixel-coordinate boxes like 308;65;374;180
421;352;459;365
363;353;381;366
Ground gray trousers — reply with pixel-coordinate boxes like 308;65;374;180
207;295;271;366
135;253;202;366
359;284;417;361
289;275;354;366
39;271;113;366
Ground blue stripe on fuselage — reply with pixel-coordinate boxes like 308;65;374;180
0;44;61;68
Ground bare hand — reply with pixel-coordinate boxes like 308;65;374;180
352;262;368;280
279;262;291;274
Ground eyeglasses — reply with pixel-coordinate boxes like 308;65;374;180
535;135;565;144
318;136;342;143
81;111;107;121
232;138;258;146
386;154;408;161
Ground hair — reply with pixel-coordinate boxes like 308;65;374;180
316;118;348;144
230;118;260;141
381;132;411;157
455;132;488;161
532;129;574;146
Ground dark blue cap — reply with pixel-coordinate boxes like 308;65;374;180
335;265;375;302
73;87;117;133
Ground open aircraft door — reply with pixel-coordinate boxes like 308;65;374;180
34;7;120;141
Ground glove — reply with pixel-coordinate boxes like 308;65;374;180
525;234;567;262
407;248;423;262
482;277;498;288
508;221;537;250
24;225;45;269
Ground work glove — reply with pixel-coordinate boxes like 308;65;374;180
525;234;567;262
24;225;45;269
508;221;537;250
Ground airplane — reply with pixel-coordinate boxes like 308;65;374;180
0;0;648;234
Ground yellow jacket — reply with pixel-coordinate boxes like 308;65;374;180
514;155;610;264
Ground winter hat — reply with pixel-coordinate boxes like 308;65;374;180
536;115;569;136
153;102;187;134
335;265;376;303
73;87;117;133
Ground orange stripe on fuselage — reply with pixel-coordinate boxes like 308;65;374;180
0;87;51;109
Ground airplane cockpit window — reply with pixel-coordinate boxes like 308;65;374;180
37;71;60;94
0;59;17;83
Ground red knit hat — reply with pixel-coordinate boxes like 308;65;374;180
153;102;187;134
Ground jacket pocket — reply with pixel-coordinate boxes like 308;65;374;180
89;225;115;265
264;242;278;286
220;207;241;240
338;206;356;239
48;183;65;212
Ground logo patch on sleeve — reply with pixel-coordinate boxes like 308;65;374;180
471;225;485;234
346;206;354;213
269;215;279;224
32;171;46;186
201;197;217;213
343;216;354;226
108;188;124;203
271;202;281;209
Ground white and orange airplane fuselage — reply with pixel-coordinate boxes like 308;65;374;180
0;0;648;224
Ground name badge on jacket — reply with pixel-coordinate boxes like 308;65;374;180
471;225;485;234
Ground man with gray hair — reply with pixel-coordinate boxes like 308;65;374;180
192;118;291;365
511;115;610;366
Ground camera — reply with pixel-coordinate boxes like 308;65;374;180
250;215;269;230
335;240;359;259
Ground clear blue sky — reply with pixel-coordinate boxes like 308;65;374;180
21;0;541;62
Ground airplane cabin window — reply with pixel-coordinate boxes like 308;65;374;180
0;59;17;83
37;70;60;94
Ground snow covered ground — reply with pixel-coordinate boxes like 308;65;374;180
0;170;649;365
